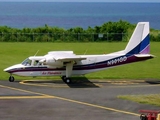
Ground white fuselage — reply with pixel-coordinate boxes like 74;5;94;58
4;50;129;77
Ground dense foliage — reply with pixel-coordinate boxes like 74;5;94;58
0;20;159;42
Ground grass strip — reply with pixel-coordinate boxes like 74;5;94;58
118;94;160;107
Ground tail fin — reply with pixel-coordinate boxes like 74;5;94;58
125;22;150;54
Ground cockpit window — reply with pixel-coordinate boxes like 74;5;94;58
22;58;31;66
22;58;42;66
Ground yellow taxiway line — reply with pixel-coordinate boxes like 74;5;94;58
20;80;69;88
54;96;140;116
0;84;139;116
20;80;103;88
0;84;51;96
0;96;54;99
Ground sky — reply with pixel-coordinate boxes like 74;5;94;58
0;0;160;2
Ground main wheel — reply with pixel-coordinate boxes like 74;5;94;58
61;76;72;84
65;78;71;84
9;76;15;82
64;78;72;84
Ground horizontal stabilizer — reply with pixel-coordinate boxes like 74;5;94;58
134;54;154;58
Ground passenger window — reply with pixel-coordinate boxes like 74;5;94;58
34;60;39;66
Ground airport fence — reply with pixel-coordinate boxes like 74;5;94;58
0;32;131;42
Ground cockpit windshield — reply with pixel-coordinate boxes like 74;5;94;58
22;58;31;66
21;58;42;66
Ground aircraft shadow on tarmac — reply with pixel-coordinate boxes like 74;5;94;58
66;77;99;88
145;80;160;85
19;77;99;88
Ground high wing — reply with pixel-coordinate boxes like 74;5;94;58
33;51;86;63
55;56;86;62
47;51;86;62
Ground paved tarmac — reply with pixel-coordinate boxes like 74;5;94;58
0;79;160;120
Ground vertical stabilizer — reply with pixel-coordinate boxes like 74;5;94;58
125;22;150;54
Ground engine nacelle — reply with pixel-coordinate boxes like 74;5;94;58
44;57;63;68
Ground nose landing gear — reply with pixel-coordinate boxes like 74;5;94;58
9;75;15;82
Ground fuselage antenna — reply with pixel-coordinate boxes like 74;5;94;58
84;49;88;55
34;50;39;56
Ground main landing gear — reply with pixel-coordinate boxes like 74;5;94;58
61;76;72;84
9;76;15;82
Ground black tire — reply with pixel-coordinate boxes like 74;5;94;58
64;78;72;84
9;76;15;82
140;114;147;120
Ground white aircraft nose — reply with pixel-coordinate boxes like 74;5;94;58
4;67;12;72
4;64;23;73
4;68;7;72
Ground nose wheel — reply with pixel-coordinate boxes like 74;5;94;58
61;76;72;84
9;76;15;82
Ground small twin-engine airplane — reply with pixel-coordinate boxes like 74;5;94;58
4;22;154;84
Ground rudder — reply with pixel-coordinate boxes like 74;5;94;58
125;22;150;54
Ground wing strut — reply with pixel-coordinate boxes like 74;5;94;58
66;62;74;78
